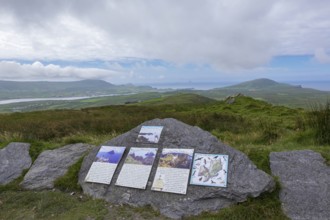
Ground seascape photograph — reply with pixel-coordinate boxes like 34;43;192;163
124;147;157;166
94;146;126;164
136;126;164;143
158;148;194;169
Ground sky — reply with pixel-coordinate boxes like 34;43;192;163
0;0;329;89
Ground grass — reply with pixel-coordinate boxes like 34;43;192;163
0;191;109;220
307;100;330;145
138;93;216;105
0;95;329;219
54;156;85;192
186;181;288;220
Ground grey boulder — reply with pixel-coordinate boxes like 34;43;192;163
21;143;92;190
79;118;275;219
270;150;330;220
0;142;32;185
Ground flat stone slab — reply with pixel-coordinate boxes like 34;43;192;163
79;118;275;219
270;150;330;220
21;143;93;190
0;142;32;185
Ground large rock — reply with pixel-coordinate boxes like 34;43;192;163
21;143;92;190
79;118;275;219
0;142;32;185
270;150;330;220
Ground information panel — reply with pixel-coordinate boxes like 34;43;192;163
136;126;163;143
151;148;194;195
85;146;126;184
116;147;158;189
190;153;229;187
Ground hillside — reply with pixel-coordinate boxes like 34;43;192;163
138;93;216;105
0;95;329;220
0;80;157;100
0;93;217;113
0;92;163;112
196;78;330;108
0;78;329;111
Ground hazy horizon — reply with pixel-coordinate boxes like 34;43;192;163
1;77;329;92
143;80;330;91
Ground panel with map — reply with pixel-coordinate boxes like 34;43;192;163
190;153;228;187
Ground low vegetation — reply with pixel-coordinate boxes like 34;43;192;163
0;95;329;219
308;100;330;145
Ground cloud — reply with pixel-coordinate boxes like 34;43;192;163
0;61;120;81
314;48;330;64
0;0;330;71
269;0;330;55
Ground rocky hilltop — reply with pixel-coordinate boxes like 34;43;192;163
79;118;275;219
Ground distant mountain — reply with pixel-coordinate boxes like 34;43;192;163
223;78;308;91
227;78;285;89
196;78;330;108
0;80;157;100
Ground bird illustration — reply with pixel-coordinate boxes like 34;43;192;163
199;177;203;181
195;157;202;161
211;180;216;184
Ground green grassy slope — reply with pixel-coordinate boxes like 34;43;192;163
137;93;216;105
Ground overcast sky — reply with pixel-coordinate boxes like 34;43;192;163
0;0;329;88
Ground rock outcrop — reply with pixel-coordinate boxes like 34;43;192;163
0;142;32;185
270;150;330;220
79;118;275;219
21;143;92;190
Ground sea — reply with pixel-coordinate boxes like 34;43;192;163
0;94;131;105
